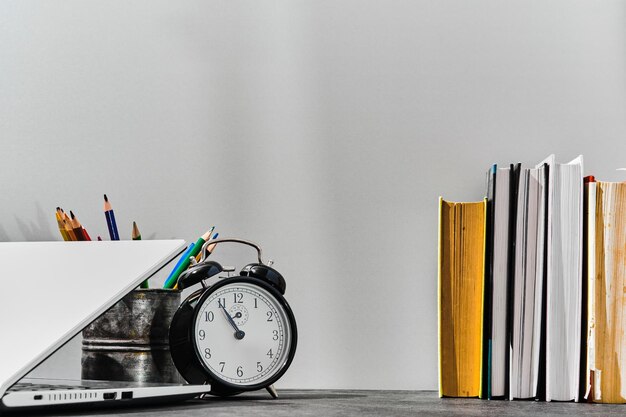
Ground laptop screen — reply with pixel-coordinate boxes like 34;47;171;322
0;240;185;396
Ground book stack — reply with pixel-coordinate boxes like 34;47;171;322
438;154;626;403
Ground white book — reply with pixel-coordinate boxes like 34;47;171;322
509;163;548;400
488;165;517;398
544;155;584;402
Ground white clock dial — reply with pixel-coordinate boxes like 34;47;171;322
193;282;292;386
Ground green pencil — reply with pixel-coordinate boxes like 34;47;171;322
132;221;142;240
163;229;212;289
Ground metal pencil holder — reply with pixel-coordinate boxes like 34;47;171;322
81;289;183;383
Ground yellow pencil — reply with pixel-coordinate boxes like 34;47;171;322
62;210;77;241
55;208;70;241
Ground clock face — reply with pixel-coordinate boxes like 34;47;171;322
193;282;293;386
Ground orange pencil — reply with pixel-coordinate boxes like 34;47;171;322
62;210;77;241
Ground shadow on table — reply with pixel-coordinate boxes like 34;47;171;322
6;391;366;416
202;391;366;402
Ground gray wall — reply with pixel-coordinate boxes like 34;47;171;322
1;0;625;390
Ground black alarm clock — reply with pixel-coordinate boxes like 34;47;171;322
169;238;297;398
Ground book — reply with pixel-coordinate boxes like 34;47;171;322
578;175;596;401
481;167;496;399
543;155;584;402
578;175;595;401
509;163;548;400
483;163;520;399
585;181;626;403
438;197;487;397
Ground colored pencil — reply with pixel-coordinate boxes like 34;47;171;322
103;194;120;240
163;242;195;289
131;221;142;240
163;229;212;289
206;232;220;255
195;226;215;261
63;220;76;241
176;232;220;290
55;208;70;241
69;210;88;241
69;209;92;241
132;221;148;288
62;211;78;241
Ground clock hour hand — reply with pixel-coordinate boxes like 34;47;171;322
220;305;245;340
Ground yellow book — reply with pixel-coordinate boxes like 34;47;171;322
587;181;626;403
438;197;486;398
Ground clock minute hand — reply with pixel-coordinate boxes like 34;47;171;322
220;305;245;340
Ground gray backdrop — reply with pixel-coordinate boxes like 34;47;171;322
1;0;625;390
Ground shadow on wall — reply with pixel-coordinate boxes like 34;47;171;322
0;224;9;242
2;203;57;242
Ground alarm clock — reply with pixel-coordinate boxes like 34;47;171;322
168;238;298;398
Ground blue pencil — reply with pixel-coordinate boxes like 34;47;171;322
163;242;195;289
202;232;220;256
103;194;120;240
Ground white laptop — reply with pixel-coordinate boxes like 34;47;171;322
0;240;211;412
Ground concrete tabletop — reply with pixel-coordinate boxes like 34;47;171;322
18;390;626;417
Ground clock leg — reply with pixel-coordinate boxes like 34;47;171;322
266;384;278;399
200;382;211;399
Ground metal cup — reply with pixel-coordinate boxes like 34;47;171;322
81;289;182;383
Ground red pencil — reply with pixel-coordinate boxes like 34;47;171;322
69;210;88;241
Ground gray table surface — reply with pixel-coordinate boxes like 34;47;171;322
21;390;626;416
